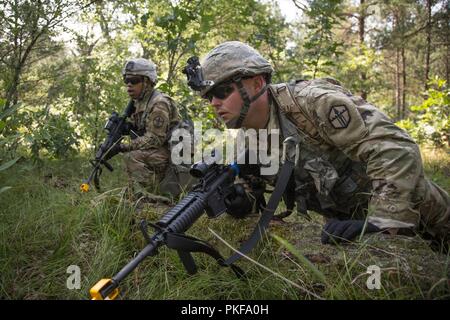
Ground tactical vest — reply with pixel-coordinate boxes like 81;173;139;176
269;80;371;219
132;89;181;138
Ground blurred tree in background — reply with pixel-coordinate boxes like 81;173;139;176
0;0;448;162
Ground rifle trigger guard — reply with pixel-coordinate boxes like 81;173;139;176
282;136;299;165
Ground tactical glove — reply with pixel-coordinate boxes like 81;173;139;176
103;143;123;161
321;219;380;244
224;184;253;219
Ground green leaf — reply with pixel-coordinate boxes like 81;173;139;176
0;157;20;172
0;103;21;120
272;234;328;284
0;186;12;194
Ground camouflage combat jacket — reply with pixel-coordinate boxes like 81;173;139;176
265;78;449;237
127;88;181;152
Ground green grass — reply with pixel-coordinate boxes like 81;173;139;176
0;148;449;300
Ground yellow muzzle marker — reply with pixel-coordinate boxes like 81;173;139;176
90;278;119;300
80;183;90;193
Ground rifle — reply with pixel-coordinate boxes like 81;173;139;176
89;135;299;300
89;160;244;300
80;100;135;192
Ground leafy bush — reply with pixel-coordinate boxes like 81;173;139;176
0;101;21;193
24;110;80;160
396;78;449;147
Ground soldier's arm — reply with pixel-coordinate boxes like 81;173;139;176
310;90;421;230
125;102;171;151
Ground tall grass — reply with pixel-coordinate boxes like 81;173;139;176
0;147;449;299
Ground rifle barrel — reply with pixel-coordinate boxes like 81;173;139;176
113;240;159;284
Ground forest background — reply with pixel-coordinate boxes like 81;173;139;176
0;0;449;300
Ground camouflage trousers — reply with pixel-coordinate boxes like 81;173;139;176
123;148;169;199
417;179;450;241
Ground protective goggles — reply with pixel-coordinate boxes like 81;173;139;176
123;76;144;85
203;81;235;102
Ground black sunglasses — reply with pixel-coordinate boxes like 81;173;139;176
123;76;144;85
204;82;235;102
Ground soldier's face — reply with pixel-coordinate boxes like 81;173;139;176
124;76;144;99
209;76;268;129
209;82;243;125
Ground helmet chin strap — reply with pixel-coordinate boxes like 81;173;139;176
137;78;153;100
225;76;269;129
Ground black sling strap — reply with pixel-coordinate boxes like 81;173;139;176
165;232;245;278
224;143;298;265
224;94;300;265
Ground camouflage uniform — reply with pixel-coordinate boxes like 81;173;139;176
196;41;450;243
121;58;181;199
268;78;450;240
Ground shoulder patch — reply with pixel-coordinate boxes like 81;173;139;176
153;115;165;128
328;105;350;129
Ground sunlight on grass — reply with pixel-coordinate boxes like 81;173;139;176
0;147;449;299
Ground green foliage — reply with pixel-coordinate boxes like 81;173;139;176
0;0;449;160
0;100;21;193
301;0;344;78
131;0;213;87
0;101;21;126
334;45;383;98
1;0;450;301
22;106;80;160
0;157;20;194
0;0;84;109
396;78;450;146
0;158;19;172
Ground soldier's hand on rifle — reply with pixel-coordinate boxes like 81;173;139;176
225;181;266;219
321;219;380;244
224;184;253;219
103;143;124;161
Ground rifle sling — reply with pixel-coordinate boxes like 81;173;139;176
224;89;300;265
166;232;245;278
94;167;102;190
224;157;296;265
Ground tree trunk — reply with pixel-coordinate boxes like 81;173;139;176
4;64;22;110
401;47;406;118
447;36;450;86
396;48;401;119
359;0;367;100
446;0;450;85
76;41;97;119
424;0;432;90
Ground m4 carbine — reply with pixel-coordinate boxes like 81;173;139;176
80;100;135;192
89;160;243;300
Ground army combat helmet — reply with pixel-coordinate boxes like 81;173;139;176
122;58;157;84
188;41;274;128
